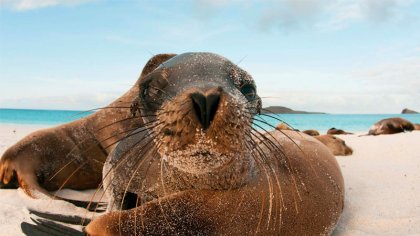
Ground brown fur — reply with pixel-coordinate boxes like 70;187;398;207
315;134;353;156
92;53;344;235
276;123;293;131
303;129;320;136
2;53;344;235
327;127;353;135
0;54;176;197
415;124;420;130
368;117;415;135
86;130;344;235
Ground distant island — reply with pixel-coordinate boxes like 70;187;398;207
401;108;419;114
261;106;326;114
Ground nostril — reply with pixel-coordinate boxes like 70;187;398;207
206;93;220;127
190;89;221;129
191;92;207;128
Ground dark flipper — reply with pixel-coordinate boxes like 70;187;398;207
21;218;85;236
21;221;58;236
21;208;88;236
0;172;18;189
59;197;107;213
22;218;85;236
27;208;91;225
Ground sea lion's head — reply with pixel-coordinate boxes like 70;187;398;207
137;52;261;190
315;135;353;156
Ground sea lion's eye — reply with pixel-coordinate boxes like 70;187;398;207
141;74;169;103
240;84;256;100
142;87;149;98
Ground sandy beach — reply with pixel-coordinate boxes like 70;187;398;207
0;124;419;235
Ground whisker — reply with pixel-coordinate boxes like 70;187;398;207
118;146;158;235
83;133;158;224
257;110;298;131
47;120;158;183
250;125;302;210
251;115;317;185
243;109;297;132
246;138;284;230
244;140;275;230
69;106;133;119
51;124;155;200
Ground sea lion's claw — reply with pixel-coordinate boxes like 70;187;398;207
17;173;53;198
0;161;19;189
57;198;108;213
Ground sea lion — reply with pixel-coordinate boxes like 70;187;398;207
85;131;344;235
413;124;420;130
275;122;293;131
327;127;353;135
0;54;176;197
368;117;415;135
92;53;346;235
314;135;353;156
303;129;320;136
16;53;344;235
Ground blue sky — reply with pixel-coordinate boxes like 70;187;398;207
0;0;419;113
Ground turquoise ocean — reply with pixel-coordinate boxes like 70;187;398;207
1;108;420;133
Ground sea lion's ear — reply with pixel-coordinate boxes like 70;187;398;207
140;54;177;80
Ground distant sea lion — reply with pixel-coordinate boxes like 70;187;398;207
314;135;353;156
368;117;415;135
0;54;176;197
413;124;420;130
9;53;344;235
275;123;293;131
303;129;320;136
327;127;353;135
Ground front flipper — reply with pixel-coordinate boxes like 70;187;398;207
20;201;106;236
21;208;88;236
21;218;85;236
85;187;270;236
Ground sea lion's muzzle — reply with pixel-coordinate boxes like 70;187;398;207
190;86;222;130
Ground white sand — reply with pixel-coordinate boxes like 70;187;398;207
333;132;420;235
1;124;420;235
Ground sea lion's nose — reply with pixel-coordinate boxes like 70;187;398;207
190;87;221;129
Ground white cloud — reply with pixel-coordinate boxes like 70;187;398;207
258;0;333;31
192;0;416;32
247;54;420;113
0;0;95;11
316;1;363;31
318;0;416;31
352;56;420;93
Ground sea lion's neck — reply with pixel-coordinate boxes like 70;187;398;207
87;90;143;154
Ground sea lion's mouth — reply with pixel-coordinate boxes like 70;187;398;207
161;145;254;191
190;150;211;158
163;145;235;175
